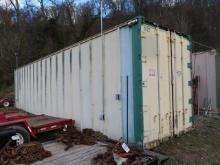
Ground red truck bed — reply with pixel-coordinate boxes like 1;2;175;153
27;115;70;128
27;115;73;135
0;112;74;138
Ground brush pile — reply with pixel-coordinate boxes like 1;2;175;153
56;128;109;151
0;141;51;165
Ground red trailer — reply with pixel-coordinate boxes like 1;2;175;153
0;111;73;144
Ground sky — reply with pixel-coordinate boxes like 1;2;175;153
0;0;89;8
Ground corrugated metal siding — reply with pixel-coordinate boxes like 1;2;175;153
71;46;81;128
90;38;103;132
15;29;122;140
192;51;217;110
104;29;122;139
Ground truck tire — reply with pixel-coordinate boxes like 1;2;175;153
8;126;30;144
3;100;10;107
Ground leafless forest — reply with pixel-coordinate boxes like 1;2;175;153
0;0;220;88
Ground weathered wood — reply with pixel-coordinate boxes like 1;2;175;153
33;141;107;165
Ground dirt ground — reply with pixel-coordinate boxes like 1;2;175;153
155;116;220;165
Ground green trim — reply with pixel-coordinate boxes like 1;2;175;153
187;62;192;69
189;116;193;123
187;35;192;52
187;45;192;51
188;80;192;86
131;16;144;145
215;52;220;110
190;116;198;125
188;98;193;104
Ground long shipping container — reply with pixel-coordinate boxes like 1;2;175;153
15;16;193;148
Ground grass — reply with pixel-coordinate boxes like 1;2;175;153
156;117;220;165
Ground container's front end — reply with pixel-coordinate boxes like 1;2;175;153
140;22;193;148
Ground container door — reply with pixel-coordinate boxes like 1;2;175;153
157;29;173;140
141;24;174;147
141;24;160;147
171;33;184;134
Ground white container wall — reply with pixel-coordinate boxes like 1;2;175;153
192;50;217;110
15;17;192;148
15;29;122;140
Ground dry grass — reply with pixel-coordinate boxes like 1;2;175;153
155;117;220;165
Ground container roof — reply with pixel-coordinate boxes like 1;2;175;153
16;16;190;70
143;18;189;38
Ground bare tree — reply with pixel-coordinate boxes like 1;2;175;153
64;0;77;26
38;0;46;17
1;0;220;88
9;0;20;22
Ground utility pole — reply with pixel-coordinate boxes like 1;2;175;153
101;0;103;35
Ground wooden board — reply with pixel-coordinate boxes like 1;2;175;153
33;141;107;165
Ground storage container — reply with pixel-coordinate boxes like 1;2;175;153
15;16;193;148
